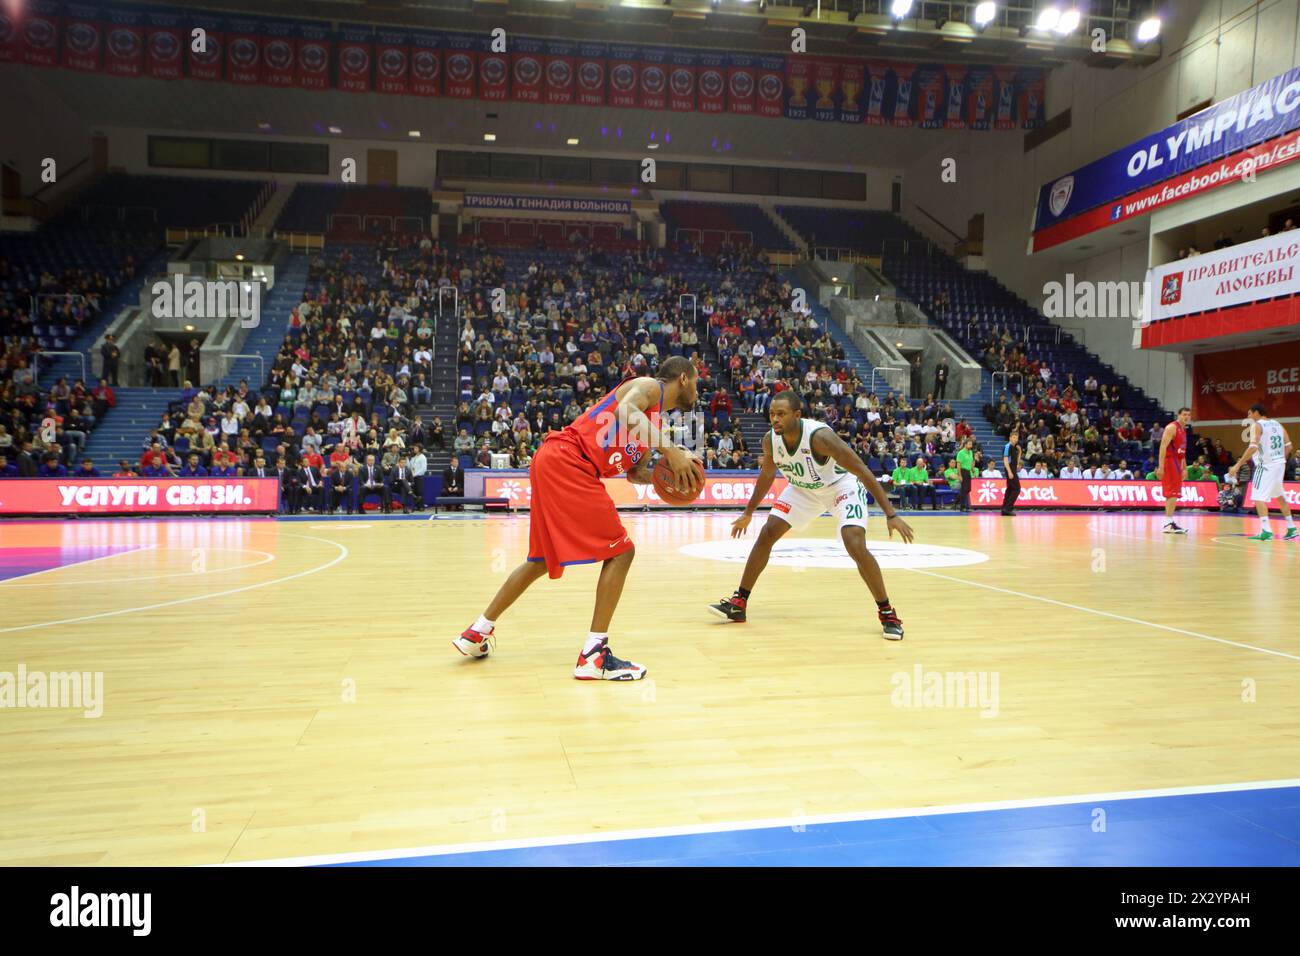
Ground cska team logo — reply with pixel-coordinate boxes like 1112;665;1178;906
1048;175;1074;217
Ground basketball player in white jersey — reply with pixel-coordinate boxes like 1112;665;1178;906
1227;403;1296;541
708;390;915;638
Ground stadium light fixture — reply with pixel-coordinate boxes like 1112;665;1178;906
235;253;244;261
328;125;342;134
484;133;497;142
973;2;996;28
567;137;580;145
1034;5;1060;31
257;122;271;131
1054;7;1080;34
408;130;421;138
647;142;660;149
890;0;914;18
1136;16;1161;43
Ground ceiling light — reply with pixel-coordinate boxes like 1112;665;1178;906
567;137;580;145
1054;8;1080;33
408;130;421;138
234;253;244;261
327;125;342;134
185;325;195;332
484;133;496;142
1136;16;1161;43
257;122;271;131
890;0;914;17
974;2;996;27
647;142;660;150
1035;6;1060;31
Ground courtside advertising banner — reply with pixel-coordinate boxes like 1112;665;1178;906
484;474;793;509
0;479;282;515
1244;480;1300;511
1144;230;1300;324
970;479;1221;509
1192;340;1300;420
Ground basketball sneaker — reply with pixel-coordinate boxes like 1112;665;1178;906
708;594;747;623
1247;530;1274;541
879;607;905;641
573;638;646;681
452;625;494;659
1162;522;1188;534
1284;527;1298;540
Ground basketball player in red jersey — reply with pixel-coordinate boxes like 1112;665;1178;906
454;355;702;680
1156;407;1192;534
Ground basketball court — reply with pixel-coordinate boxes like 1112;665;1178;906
2;511;1296;866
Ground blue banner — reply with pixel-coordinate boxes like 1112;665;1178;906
1035;66;1300;230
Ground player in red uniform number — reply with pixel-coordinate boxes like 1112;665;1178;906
1156;407;1192;534
454;355;701;680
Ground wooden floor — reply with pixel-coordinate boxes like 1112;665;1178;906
0;510;1297;865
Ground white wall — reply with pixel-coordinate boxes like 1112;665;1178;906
898;0;1300;413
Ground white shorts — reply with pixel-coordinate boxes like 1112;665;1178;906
1251;460;1286;501
768;478;870;533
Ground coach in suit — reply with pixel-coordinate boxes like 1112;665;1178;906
388;455;417;514
357;454;391;512
442;458;465;497
327;461;355;514
295;461;325;514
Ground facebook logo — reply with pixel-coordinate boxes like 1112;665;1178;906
1110;204;1123;220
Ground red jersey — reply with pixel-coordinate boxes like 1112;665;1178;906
556;379;663;478
1164;421;1186;471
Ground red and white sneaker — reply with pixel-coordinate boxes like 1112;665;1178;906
878;607;905;641
453;625;494;659
573;639;646;681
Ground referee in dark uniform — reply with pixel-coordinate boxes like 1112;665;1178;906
1002;429;1022;516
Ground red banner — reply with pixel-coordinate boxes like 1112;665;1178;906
512;39;545;103
575;42;605;107
811;60;838;123
697;52;726;114
544;42;574;105
0;8;18;63
943;65;966;129
891;61;915;127
838;59;864;124
22;1;61;67
1193;341;1300;421
640;50;668;111
756;57;784;118
478;46;509;101
669;52;696;112
337;25;373;93
144;11;183;80
225;17;262;85
409;32;440;97
61;4;101;73
727;55;756;115
0;479;282;516
104;8;145;78
864;61;888;125
994;65;1018;130
607;44;638;109
261;20;296;88
966;67;993;129
970;479;1221;510
484;474;794;509
374;29;409;95
296;22;330;91
1244;480;1300;511
187;16;224;82
443;34;477;99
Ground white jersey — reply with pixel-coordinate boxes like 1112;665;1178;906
1253;419;1287;466
769;419;849;491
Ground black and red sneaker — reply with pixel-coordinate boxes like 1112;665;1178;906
878;607;905;641
708;594;747;623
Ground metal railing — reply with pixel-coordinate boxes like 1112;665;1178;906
870;366;904;393
437;286;458;319
220;353;265;387
991;371;1026;398
1056;325;1087;346
35;350;87;386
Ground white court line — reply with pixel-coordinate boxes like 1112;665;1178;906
903;566;1300;662
0;534;347;635
0;547;276;588
0;545;153;585
226;776;1300;867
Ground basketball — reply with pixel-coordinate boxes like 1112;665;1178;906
652;456;706;505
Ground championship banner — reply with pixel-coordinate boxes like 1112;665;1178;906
373;28;410;95
442;33;477;99
993;65;1018;130
607;43;639;109
756;55;784;119
1018;68;1046;129
61;3;102;73
668;48;696;112
186;12;224;82
144;8;183;80
483;474;794;510
639;46;668;111
0;479;282;516
0;6;18;63
785;56;811;120
575;41;605;107
1192;341;1300;421
409;31;441;97
224;16;262;85
837;59;864;125
463;193;632;215
864;61;888;126
477;35;508;102
511;36;544;103
891;62;917;127
103;5;144;77
544;39;574;105
697;51;726;114
916;64;945;129
261;19;296;88
943;64;966;130
811;59;838;123
1244;480;1300;511
966;66;993;130
727;52;756;115
22;0;61;68
296;21;330;91
336;24;373;93
970;479;1221;510
1035;65;1300;233
1145;230;1300;325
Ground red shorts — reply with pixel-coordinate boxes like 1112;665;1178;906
1162;463;1183;499
527;434;633;578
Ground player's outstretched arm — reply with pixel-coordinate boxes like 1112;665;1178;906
811;428;914;543
733;432;777;536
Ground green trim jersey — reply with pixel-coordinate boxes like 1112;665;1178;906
1254;419;1286;466
769;419;848;491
